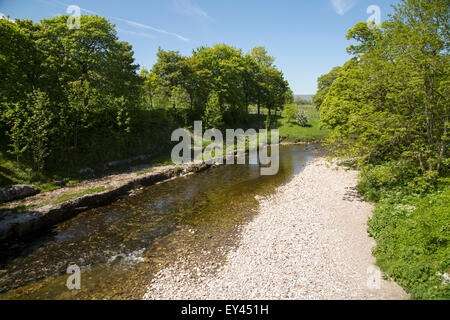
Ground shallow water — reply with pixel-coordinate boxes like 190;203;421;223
0;144;316;299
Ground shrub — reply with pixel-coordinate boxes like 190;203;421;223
295;110;309;127
368;188;450;300
357;160;430;202
358;160;449;299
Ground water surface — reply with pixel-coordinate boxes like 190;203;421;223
0;144;316;299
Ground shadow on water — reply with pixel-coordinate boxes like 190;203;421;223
0;145;316;299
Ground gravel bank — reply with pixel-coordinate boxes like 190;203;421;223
143;158;408;300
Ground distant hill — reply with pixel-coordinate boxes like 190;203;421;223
294;94;314;103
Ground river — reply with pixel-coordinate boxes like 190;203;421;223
0;144;317;299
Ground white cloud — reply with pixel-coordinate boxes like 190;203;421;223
330;0;357;16
172;0;211;20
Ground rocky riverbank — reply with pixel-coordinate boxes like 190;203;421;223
0;162;214;242
144;158;409;300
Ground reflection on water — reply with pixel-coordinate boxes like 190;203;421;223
0;145;315;299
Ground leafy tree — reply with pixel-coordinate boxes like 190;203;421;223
140;68;161;109
0;13;291;180
312;66;341;110
203;91;224;129
250;46;275;115
320;0;449;177
6;90;52;174
282;104;298;124
27;90;52;175
152;48;184;109
195;44;247;122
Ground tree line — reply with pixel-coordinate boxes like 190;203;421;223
312;0;449;299
142;44;290;128
0;15;290;179
313;0;448;184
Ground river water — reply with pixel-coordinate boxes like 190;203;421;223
0;144;317;299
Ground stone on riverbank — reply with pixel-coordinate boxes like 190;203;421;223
0;185;40;204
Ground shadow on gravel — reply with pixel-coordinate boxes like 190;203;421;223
342;187;364;202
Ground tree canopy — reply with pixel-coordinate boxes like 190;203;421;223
0;15;290;179
318;0;449;180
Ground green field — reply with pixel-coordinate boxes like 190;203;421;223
277;107;327;143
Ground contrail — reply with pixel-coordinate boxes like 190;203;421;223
113;17;189;41
44;0;189;41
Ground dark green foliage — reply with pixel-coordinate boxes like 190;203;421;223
0;15;290;185
318;0;450;300
312;66;341;110
365;180;449;299
203;91;224;129
319;0;448;175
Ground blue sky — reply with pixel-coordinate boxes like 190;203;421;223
0;0;399;94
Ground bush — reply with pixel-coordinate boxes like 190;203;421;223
358;160;450;299
368;188;450;299
357;160;437;202
295;110;309;127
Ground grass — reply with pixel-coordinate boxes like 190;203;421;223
136;168;153;176
245;106;327;143
0;204;35;214
148;149;175;167
0;186;114;215
55;186;112;203
368;187;449;300
0;151;35;187
358;163;450;300
278;117;328;142
0;106;326;189
277;107;327;143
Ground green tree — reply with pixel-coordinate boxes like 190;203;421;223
320;0;449;177
6;90;52;175
140;68;161;109
312;66;341;110
282;104;298;124
27;90;52;175
250;46;275;115
195;44;247;123
203;91;224;129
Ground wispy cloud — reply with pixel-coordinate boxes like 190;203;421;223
116;27;155;39
114;17;189;41
171;0;211;21
330;0;357;16
44;0;189;41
